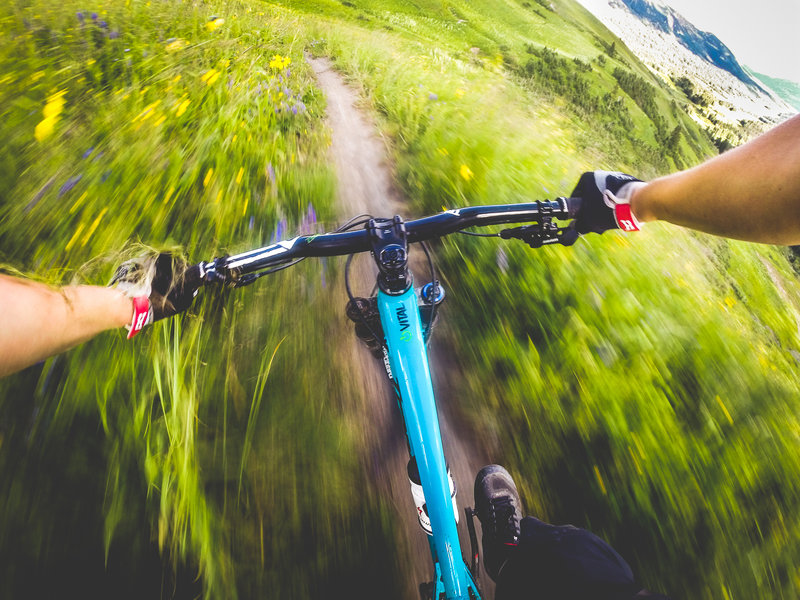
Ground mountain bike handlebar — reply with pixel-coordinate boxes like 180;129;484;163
193;198;582;288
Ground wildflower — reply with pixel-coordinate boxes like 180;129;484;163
236;167;244;184
267;163;276;184
459;164;474;181
269;55;291;70
249;216;255;230
274;217;287;241
35;91;67;142
99;20;108;29
109;30;120;39
91;12;98;20
455;88;465;98
428;92;438;101
82;147;94;159
43;90;66;118
201;69;220;86
25;178;55;213
206;17;224;32
58;174;83;197
76;11;85;23
203;168;214;187
175;98;190;117
165;38;187;52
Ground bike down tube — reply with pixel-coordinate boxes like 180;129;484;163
377;287;480;600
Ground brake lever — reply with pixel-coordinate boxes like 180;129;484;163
499;222;578;248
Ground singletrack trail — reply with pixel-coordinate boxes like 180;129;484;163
308;56;497;599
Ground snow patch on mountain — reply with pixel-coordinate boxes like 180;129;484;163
576;0;794;126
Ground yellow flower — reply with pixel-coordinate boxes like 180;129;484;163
34;116;57;141
42;99;64;118
42;90;66;119
269;55;291;70
236;167;244;184
165;38;187;52
205;17;224;32
459;164;473;181
175;98;190;117
455;88;465;98
201;69;220;86
203;168;214;187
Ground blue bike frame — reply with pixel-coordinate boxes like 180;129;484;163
378;286;481;600
199;200;577;597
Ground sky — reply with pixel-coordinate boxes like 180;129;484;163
577;0;800;83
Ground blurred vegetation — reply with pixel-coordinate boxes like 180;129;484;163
2;0;800;599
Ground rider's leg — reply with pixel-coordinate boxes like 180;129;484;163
474;465;664;599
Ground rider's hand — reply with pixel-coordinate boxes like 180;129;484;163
110;252;201;338
570;171;646;234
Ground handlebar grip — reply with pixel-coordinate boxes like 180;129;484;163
183;263;205;290
565;197;582;219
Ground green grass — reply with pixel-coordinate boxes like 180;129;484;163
2;0;799;599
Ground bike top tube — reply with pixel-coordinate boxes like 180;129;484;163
195;198;580;286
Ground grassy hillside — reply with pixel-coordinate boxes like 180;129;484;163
2;1;799;599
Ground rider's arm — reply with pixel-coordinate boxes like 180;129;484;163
0;275;132;377
629;113;800;245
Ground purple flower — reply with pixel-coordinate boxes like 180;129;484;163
291;105;298;115
24;178;55;213
58;174;83;197
91;12;98;20
267;163;276;184
76;11;85;22
249;216;255;230
109;30;119;39
82;147;94;159
274;217;287;241
285;68;291;78
429;93;438;101
101;170;111;182
99;20;108;29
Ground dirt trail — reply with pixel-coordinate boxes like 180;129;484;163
309;56;496;598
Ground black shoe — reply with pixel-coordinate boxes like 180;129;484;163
473;464;522;581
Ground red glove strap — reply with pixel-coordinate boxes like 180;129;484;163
127;296;150;339
614;203;641;232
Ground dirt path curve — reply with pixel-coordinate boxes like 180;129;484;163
308;56;496;599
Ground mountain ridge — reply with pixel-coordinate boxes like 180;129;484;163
616;0;761;89
574;0;794;126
